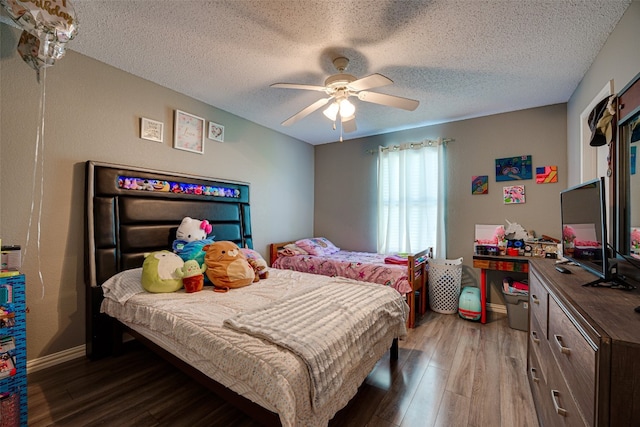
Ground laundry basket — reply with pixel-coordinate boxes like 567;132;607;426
428;257;463;314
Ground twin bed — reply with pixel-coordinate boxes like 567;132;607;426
269;242;431;328
85;161;410;426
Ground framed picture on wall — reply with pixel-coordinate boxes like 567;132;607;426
173;110;205;154
495;155;532;181
140;117;164;143
208;121;224;142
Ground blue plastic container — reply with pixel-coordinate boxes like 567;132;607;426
458;286;481;321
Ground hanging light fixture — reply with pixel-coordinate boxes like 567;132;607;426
338;99;355;118
323;101;339;121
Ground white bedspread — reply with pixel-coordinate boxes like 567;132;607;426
224;278;408;409
101;268;408;427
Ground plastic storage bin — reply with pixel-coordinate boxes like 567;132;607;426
458;286;481;321
428;257;463;314
503;291;529;331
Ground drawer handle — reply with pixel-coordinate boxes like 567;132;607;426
531;330;540;344
551;389;568;416
532;294;540;305
554;334;571;355
530;367;540;383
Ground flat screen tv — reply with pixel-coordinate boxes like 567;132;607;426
560;177;611;285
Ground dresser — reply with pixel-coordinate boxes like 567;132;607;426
0;274;27;426
528;259;640;426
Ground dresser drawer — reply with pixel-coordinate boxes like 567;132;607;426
548;297;596;426
545;351;589;427
529;268;548;337
529;314;548;383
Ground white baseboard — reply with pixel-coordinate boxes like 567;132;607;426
27;345;85;374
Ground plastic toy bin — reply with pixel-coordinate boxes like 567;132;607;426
502;291;529;331
428;257;463;314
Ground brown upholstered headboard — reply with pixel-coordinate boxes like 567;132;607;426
84;160;252;358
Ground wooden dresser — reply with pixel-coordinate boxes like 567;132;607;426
528;259;640;426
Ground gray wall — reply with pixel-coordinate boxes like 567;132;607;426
1;24;314;360
315;104;567;305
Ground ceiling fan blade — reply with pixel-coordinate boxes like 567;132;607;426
357;91;419;111
341;115;357;133
347;74;393;92
281;97;331;126
271;83;327;92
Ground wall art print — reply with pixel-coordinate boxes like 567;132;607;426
174;110;205;154
503;185;525;204
536;165;558;183
495;155;532;181
472;175;488;194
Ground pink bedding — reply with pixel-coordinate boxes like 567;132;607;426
272;250;413;295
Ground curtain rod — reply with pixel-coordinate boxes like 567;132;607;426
366;137;455;155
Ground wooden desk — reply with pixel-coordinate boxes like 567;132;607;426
472;255;529;324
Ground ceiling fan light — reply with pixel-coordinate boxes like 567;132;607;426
339;99;355;118
323;102;339;121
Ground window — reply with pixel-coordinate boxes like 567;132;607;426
377;142;445;256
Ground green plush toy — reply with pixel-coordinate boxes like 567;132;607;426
141;250;184;293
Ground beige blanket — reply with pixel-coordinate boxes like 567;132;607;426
223;277;408;409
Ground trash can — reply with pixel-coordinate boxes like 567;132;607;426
502;277;529;331
428;257;463;314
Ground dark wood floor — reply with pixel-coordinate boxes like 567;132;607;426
28;311;539;426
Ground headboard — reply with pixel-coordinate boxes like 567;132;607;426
85;160;252;358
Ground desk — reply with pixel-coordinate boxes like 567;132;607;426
472;255;529;324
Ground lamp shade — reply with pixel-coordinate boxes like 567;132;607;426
323;102;339;121
339;99;355;118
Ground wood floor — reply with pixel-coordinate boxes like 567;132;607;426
27;311;539;427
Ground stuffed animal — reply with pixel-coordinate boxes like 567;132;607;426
175;259;207;293
241;248;269;281
172;216;214;266
203;241;255;289
141;250;184;293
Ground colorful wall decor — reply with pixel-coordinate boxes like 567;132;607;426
495;155;532;181
503;185;526;204
472;175;488;194
536;165;558;183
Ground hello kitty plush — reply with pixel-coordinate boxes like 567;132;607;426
172;217;214;266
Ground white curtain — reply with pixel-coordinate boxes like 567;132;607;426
377;140;446;257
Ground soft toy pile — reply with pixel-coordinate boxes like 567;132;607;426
203;241;255;290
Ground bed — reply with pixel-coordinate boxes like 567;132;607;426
269;241;431;328
84;161;408;427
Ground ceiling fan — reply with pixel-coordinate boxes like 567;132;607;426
271;57;419;135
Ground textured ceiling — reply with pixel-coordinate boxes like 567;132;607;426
15;1;636;144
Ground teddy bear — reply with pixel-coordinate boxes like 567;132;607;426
175;259;207;293
203;241;255;289
172;216;215;266
240;247;269;281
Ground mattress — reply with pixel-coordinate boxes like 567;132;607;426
100;267;408;427
272;250;413;295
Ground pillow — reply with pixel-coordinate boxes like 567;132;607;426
295;237;340;256
283;243;308;255
101;268;145;303
240;247;267;265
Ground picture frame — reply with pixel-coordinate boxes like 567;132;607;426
495;155;532;181
173;110;205;154
503;185;526;204
140;117;164;143
208;121;224;142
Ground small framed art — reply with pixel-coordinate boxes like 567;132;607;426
503;185;526;204
140;117;164;143
174;110;205;154
208;121;224;142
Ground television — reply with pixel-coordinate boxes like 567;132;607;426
560;177;612;286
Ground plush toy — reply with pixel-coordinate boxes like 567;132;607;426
172;216;215;266
141;250;184;293
203;241;255;289
241;248;269;281
175;259;207;293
